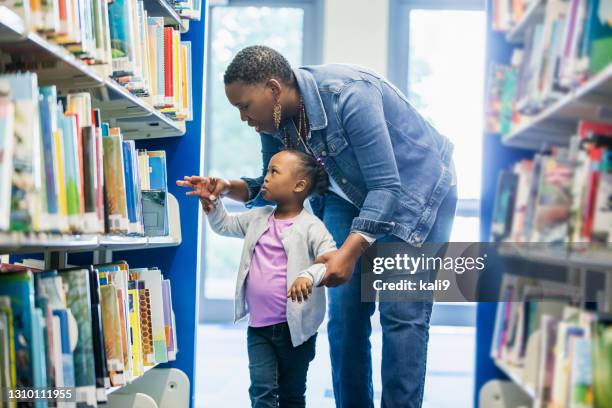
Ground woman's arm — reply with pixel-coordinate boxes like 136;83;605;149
319;80;402;287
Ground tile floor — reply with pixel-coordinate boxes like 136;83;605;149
195;313;475;408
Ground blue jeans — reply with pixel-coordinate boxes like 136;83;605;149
324;186;457;408
247;322;317;408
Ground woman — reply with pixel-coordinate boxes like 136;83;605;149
188;45;457;408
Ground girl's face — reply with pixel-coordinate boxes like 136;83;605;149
261;151;307;204
225;80;279;134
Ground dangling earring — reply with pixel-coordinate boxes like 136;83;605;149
273;102;282;130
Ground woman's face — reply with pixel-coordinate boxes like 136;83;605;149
225;80;278;134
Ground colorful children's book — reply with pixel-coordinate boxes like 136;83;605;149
0;271;42;390
99;284;126;387
58;268;97;406
127;280;144;378
102;129;129;234
2;73;43;232
58;109;83;232
131;268;167;363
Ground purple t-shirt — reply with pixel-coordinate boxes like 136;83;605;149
246;214;295;327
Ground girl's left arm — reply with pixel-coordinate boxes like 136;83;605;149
297;224;337;287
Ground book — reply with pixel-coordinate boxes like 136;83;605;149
58;268;97;406
0;272;48;397
583;0;612;75
88;268;109;402
130;268;167;363
38;86;66;233
137;149;150;191
99;284;126;387
92;110;106;234
122;140;144;235
592;317;612;408
108;0;137;77
143;150;168;236
161;279;177;360
2;73;43;232
51;308;76;394
0;85;15;232
127;280;144;378
181;41;193;121
0;296;17;408
137;282;155;366
491;171;519;242
147;17;165;108
531;154;573;242
58;109;84;232
102;129;129;234
163;27;174;108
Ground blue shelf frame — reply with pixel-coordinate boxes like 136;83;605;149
474;1;537;406
119;6;208;407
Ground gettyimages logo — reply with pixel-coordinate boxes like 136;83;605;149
360;242;503;302
371;252;487;275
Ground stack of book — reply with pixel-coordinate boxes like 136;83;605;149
0;72;170;236
491;274;612;407
109;11;193;121
0;261;178;407
490;120;612;243
1;0;194;122
488;0;612;130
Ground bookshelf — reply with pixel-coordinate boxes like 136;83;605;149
142;0;187;31
0;6;187;139
505;0;545;44
478;0;612;406
106;364;159;396
498;242;612;271
493;357;536;398
502;63;612;150
0;0;207;405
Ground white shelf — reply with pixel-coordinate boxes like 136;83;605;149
493;358;536;399
106;364;158;396
501;63;612;150
498;242;612;270
142;0;186;31
0;233;181;254
0;6;186;140
505;0;545;45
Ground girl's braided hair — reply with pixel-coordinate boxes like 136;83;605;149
285;149;328;197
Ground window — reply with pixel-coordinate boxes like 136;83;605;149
201;1;322;317
389;0;486;242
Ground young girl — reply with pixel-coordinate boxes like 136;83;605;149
178;149;336;407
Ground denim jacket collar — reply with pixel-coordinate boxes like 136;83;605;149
293;67;327;131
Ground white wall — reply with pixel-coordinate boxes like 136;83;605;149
322;0;389;76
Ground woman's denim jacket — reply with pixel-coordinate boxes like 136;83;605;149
241;64;455;247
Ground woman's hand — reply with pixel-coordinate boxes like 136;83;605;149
288;277;313;303
316;250;357;287
176;176;230;213
317;233;370;287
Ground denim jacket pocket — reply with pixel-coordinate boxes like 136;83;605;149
325;131;349;156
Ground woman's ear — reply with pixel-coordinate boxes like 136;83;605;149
266;79;282;101
293;179;307;194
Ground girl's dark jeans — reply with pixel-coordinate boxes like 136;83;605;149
247;322;317;408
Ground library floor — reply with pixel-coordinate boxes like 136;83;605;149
195;313;475;408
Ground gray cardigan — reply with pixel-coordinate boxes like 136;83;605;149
207;201;337;346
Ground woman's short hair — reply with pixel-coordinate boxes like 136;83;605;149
224;45;294;85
